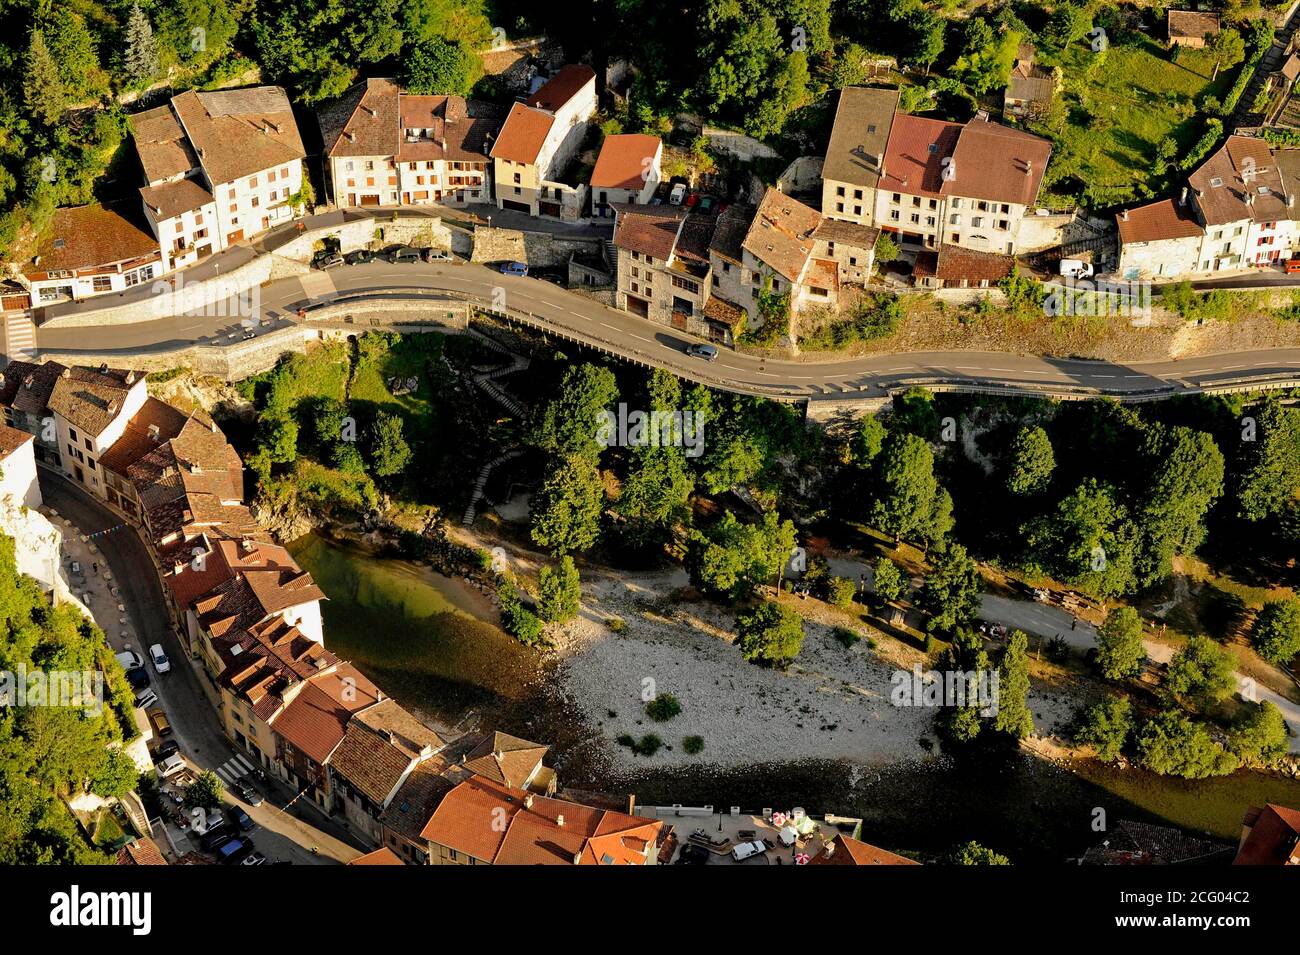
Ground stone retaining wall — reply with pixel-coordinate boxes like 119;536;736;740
471;226;604;268
273;216;453;261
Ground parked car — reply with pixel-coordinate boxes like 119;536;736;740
149;643;170;674
1059;259;1094;280
731;839;767;862
226;804;255;832
233;779;264;807
115;649;143;672
241;850;267;866
218;838;254;865
312;251;345;270
423;247;453;262
126;667;150;691
134;687;158;710
199;825;232;851
155;739;180;760
685;342;719;362
1286;257;1300;274
677;843;710;864
669;182;687;205
696;195;717;214
496;260;528;277
386;245;423;264
154;753;185;778
344;249;376;265
147;706;172;737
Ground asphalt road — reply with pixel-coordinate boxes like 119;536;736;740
32;259;1300;402
40;471;363;863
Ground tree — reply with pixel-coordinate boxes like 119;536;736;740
530;453;605;556
851;414;887;467
535;363;619;460
995;631;1034;739
873;556;907;604
184;770;223;810
686;510;796;601
1023;479;1140;599
1237;399;1300;523
1209;27;1246;80
124;3;160;87
1164;635;1238;711
906;7;946;75
90;748;139;799
871;432;943;543
1230;701;1289;765
24;30;65;127
258;409;299;465
874;232;900;264
918;542;981;634
949;841;1011;865
1095;607;1147;680
537;556;581;623
1006;426;1055;496
498;578;544;645
1045;2;1093;46
735;600;804;667
367;412;412;478
1136;426;1224;585
826;576;856;609
1137;708;1239;779
311;396;350;450
402;36;482;95
1250;598;1300;666
1077;695;1133;762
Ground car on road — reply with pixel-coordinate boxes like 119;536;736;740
731;839;767;862
423;247;453;262
126;667;150;691
685;342;719;362
242;850;267;866
344;249;376;265
155;753;185;778
496;260;528;277
155;739;180;760
218;837;255;864
233;779;264;807
147;706;172;737
134;687;158;709
312;251;345;270
226;804;255;832
385;245;424;264
1287;257;1300;274
115;649;143;672
200;825;233;852
149;643;171;674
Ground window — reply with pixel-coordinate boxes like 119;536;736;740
836;202;844;213
910;213;920;224
890;210;900;221
853;205;862;216
853;189;863;200
926;216;935;227
836;186;845;197
513;172;521;184
365;161;374;171
951;232;960;243
92;275;112;292
1000;204;1010;214
950;214;960;225
951;198;962;209
195;213;203;226
69;429;77;442
972;216;983;228
228;189;235;200
911;197;921;208
250;176;258;188
998;220;1009;231
281;167;289;178
84;438;91;450
892;193;901;203
671;275;699;294
251;196;259;208
229;203;238;213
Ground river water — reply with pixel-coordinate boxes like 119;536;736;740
288;532;1300;863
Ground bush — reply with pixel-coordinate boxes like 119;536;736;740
682;735;705;755
498;579;545;646
736;601;805;667
1077;696;1133;762
537;556;581;623
832;626;861;647
645;693;682;722
607;617;626;633
633;733;663;756
826;576;857;609
1250;598;1300;665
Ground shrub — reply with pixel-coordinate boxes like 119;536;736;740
832;626;861;647
682;735;705;755
826;576;857;609
607;617;626;633
645;693;682;722
633;733;663;756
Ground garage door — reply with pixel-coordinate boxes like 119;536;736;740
627;296;649;318
360;195;381;207
539;202;561;218
502;199;530;214
225;230;243;244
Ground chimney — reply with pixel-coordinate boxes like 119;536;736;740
61;368;70;379
126;370;136;384
1180;187;1188;206
556;814;565;828
345;131;356;143
147;424;161;441
363;105;376;118
1121;209;1129;221
1025;160;1033;177
99;362;109;374
172;560;184;575
824;839;836;858
524;794;534;809
1290;194;1296;209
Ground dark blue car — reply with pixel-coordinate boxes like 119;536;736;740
497;261;528;277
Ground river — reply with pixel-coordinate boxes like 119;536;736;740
288;532;1300;863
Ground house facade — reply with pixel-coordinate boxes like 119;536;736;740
23;204;163;305
490;65;598;217
318;78;502;209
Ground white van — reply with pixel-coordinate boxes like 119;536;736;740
1059;259;1095;280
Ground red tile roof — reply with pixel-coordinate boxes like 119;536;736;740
613;205;687;259
810;833;919;865
1234;803;1300;865
489;102;556;165
270;666;381;764
524;65;596;112
139;177;215;221
1189;135;1288;227
0;360;64;416
171;87;305;187
319;78;401;158
47;365;144;437
1117;198;1203;245
32;203;160;274
944;117;1051;207
0;423;33;464
881;113;961;199
348;847;404;865
591;134;662;190
462;731;547;789
742;188;822;282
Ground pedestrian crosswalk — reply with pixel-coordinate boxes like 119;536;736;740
4;312;37;362
215;752;257;785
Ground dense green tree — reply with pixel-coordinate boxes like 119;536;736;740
1237;399;1300;523
1077;695;1133;762
871;432;944;543
735;600;804;667
918;542;981;634
367;412;412;478
536;363;619;460
24;30;65;126
826;576;856;609
402;36;482;94
995;630;1034;739
184;770;223;810
1136;426;1224;584
258;409;299;465
953;19;1019;95
949;840;1011;865
1045;2;1092;46
872;556;907;604
498;578;544;645
1006;425;1055;496
1137;708;1239;779
1164;635;1238;711
124;3;159;86
685;510;796;602
530;453;605;556
537;556;581;623
1250;598;1300;666
1208;27;1246;80
1023;479;1140;598
1095;606;1147;681
1230;701;1289;766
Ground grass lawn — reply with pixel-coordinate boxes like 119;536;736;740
1036;34;1234;207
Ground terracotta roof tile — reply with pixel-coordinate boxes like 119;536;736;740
130;104;199;183
0;423;33;464
591;134;662;190
1189;135;1289;227
1234;803;1300;865
462;731;548;789
171;87;305;186
823;86;899;189
139;177;215;220
348;847;404;865
810;833;919;865
613;205;686;259
489;102;555;165
524;64;596;112
1168;10;1220;40
1117;198;1203;245
742;188;822;282
0;360;64;415
47;365;143;437
33;203;160;274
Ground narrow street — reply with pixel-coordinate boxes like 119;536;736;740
39;469;365;864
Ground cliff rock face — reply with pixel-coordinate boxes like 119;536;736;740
251;495;316;543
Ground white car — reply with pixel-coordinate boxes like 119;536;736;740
1059;258;1094;280
669;182;687;206
731;840;767;862
149;643;171;674
134;688;159;710
115;649;143;671
155;754;186;778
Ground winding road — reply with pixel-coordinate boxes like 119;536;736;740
29;259;1300;403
